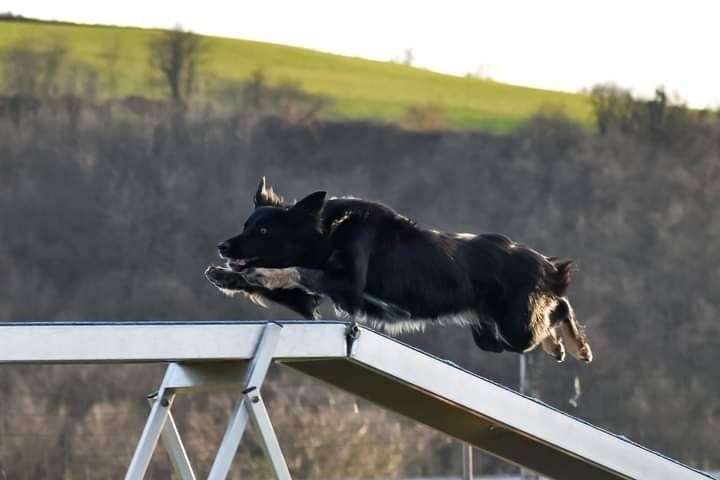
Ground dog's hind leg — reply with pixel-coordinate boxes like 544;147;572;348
551;298;592;363
471;323;505;353
490;299;538;354
541;326;566;363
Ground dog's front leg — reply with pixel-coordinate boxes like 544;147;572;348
321;236;371;317
204;266;321;319
308;234;410;319
241;265;410;320
240;267;326;295
240;267;303;290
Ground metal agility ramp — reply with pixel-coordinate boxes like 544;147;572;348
0;320;713;480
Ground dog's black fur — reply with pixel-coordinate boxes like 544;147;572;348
206;178;592;362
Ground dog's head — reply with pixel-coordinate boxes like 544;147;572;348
217;177;327;269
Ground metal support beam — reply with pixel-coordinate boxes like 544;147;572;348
462;443;473;480
125;322;291;480
246;389;292;480
208;322;290;480
150;396;196;480
125;378;175;479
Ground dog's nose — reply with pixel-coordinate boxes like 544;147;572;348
217;241;230;255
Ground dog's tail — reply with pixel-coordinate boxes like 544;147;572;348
549;258;577;297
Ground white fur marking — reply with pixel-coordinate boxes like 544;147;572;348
526;294;559;352
359;310;480;335
331;211;352;231
218;288;268;307
454;233;477;240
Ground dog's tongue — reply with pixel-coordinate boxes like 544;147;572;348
226;257;257;270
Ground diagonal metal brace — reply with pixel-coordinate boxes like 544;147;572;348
147;393;196;480
125;370;177;479
207;322;291;480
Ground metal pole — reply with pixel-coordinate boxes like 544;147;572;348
462;443;473;480
149;396;196;480
246;390;292;480
207;396;252;480
519;354;531;479
125;389;174;480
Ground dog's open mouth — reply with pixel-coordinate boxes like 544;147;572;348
225;257;258;271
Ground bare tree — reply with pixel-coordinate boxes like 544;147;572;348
100;37;122;97
403;48;414;66
148;25;205;104
1;41;67;97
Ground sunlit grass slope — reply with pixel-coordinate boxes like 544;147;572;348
0;19;594;131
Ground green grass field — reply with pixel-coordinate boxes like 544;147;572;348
0;19;594;131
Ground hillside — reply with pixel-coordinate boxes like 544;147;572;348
0;18;594;131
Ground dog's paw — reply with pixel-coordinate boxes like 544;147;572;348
205;265;246;290
241;267;301;290
205;265;228;284
541;334;566;363
579;343;593;363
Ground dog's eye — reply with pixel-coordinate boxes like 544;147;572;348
259;227;268;235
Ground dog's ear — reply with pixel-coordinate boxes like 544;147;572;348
254;176;283;208
290;191;326;217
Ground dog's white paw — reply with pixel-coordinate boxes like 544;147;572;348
205;265;252;293
205;265;232;286
579;343;593;363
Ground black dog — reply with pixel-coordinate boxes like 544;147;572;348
206;178;592;362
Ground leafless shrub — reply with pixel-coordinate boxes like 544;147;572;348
1;40;68;97
0;94;40;126
517;106;584;157
0;384;67;479
270;80;329;124
68;400;145;479
405;104;448;130
148;25;206;105
0;39;100;129
118;95;167;117
590;84;698;144
99;37;122;98
211;70;330;127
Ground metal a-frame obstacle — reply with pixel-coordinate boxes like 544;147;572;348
0;320;715;480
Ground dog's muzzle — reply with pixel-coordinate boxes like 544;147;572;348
221;256;258;271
